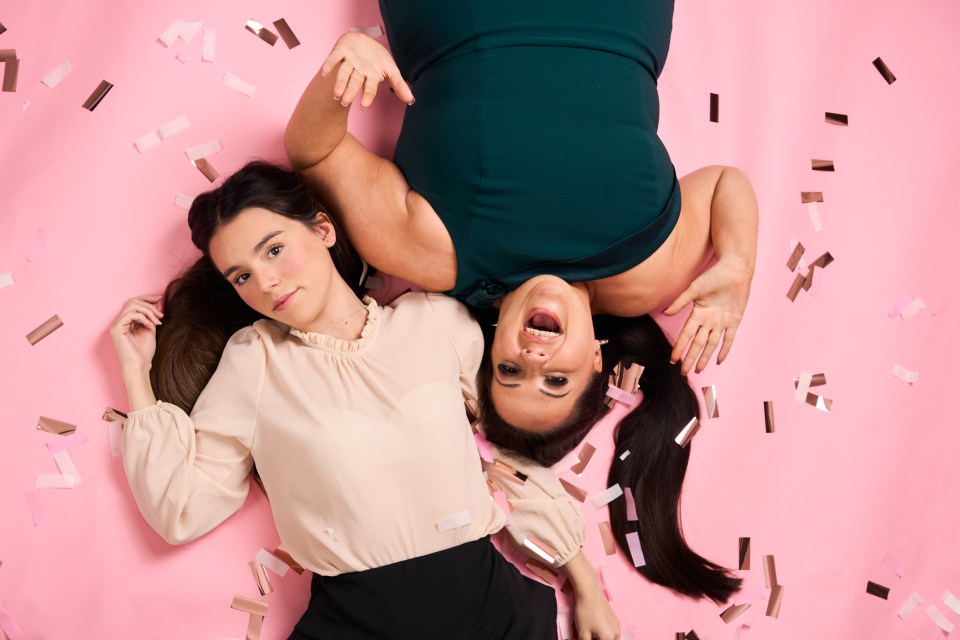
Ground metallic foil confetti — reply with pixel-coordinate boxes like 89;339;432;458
42;58;74;88
255;549;289;577
274;19;300;48
739;537;750;570
570;443;596;475
245;20;278;46
27;315;63;344
202;27;216;62
720;603;751;624
701;385;719;418
710;93;719;123
793;373;827;388
763;555;778;587
558;477;587;502
623;487;638;521
891;364;918;384
810;252;835;269
766;584;784;617
249;560;273;596
686;631;701;640
81;80;113;111
24;488;45;525
1;53;18;92
598;522;617;555
350;25;384;38
231;595;269;616
805;393;832;412
492;460;528;485
866;581;890;599
0;273;13;289
927;605;956;632
158;19;187;46
825;112;848;126
589;484;623;509
764;401;775;433
193;157;219;182
786;242;805;271
222;71;256;96
522;534;559;565
37;416;76;436
786;273;805;301
101;407;127;421
898;592;923;620
872;57;896;84
674;417;701;447
0;22;6;36
812;159;835;171
436;509;472;532
881;551;905;578
272;545;304;574
246;613;265;640
525;559;559;585
625;531;645;567
675;634;686;640
801;192;824;203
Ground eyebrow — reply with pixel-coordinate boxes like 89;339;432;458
494;377;572;399
221;230;283;279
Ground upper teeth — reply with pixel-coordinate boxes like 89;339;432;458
524;326;559;337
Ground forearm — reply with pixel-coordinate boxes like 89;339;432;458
560;549;603;594
122;369;158;411
709;166;758;273
285;67;350;170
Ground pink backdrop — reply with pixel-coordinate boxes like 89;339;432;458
1;1;958;638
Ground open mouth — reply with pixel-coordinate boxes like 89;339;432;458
524;309;562;338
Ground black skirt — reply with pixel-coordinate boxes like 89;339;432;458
288;537;557;640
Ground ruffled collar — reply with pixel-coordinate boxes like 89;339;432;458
288;296;380;353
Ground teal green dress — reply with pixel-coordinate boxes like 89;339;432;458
380;0;681;308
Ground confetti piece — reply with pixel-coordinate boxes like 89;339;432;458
231;595;268;617
133;131;161;153
474;431;494;462
2;55;19;92
47;431;88;454
0;601;23;639
254;549;289;578
272;545;304;575
557;607;573;640
763;555;778;587
102;407;127;422
350;25;383;38
107;421;122;457
365;275;385;290
872;57;896;84
436;509;471;532
41;58;74;88
525;559;559;585
491;460;527;485
801;192;823;203
900;298;925;319
605;384;640;407
523;534;559;565
82;80;113;111
222;71;256;97
249;560;273;596
179;20;202;43
701;385;719;418
709;93;719;123
26;315;64;345
767;585;784;617
625;531;645;567
807;202;823;232
53;450;81;484
944;592;960;615
559;477;587;502
193;158;219;182
21;99;29;111
0;22;6;36
891;364;918;384
174;193;194;209
810;252;835;269
805;393;832;412
622;623;637;640
812;159;834;171
720;603;751;623
674;417;702;447
0;273;13;289
570;443;596;475
619;450;630;461
186;139;222;161
24;488;45;526
492;489;511;525
764;401;776;433
793;373;827;388
927;605;955;632
733;624;751;640
245;20;278;46
794;371;813;401
623;487;638;521
739;537;750;570
786;272;805;301
273;19;300;49
881;551;905;578
866;581;890;599
28;226;52;262
887;294;912;318
201;27;216;62
159;19;187;46
786;243;805;271
598;522;617;555
825;112;848;126
589;484;623;509
685;631;702;640
37;417;76;436
35;474;75;489
158;115;191;140
898;592;923;619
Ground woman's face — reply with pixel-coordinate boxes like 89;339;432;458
489;276;602;432
208;207;340;331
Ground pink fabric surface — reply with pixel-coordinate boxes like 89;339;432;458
1;1;958;638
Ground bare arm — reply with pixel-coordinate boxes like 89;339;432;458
561;551;621;640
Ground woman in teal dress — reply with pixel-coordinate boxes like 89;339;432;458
286;0;753;604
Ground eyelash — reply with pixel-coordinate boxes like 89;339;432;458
498;365;567;387
232;244;283;286
498;364;519;376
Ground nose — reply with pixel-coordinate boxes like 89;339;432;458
258;268;280;293
519;347;547;361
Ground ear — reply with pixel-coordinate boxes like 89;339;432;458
593;342;603;373
314;212;337;248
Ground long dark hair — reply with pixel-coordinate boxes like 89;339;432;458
150;161;363;413
477;314;741;603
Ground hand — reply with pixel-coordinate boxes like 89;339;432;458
321;31;415;109
663;258;753;375
109;295;163;377
572;585;620;640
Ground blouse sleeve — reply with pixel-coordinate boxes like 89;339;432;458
121;325;267;544
423;293;484;405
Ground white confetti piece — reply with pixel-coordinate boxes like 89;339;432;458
350;25;383;38
179;20;203;42
944;591;960;615
522;536;559;565
158;116;191;140
222;71;256;97
185;139;222;162
173;193;194;209
0;273;13;289
53;450;81;485
619;449;630;460
108;420;122;457
202;27;216;62
625;531;645;567
437;509;471;532
159;18;187;47
255;548;290;577
900;297;925;319
41;58;75;88
898;592;923;620
134;131;161;153
807;201;822;232
794;371;813;401
35;474;75;489
927;605;955;633
891;364;918;384
588;484;623;509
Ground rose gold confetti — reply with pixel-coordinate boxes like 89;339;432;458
786;273;805;301
249;560;273;596
1;51;18;93
763;555;778;587
739;537;750;570
794;371;813;401
231;595;268;616
81;80;113;111
709;93;719;123
786;242;805;271
686;631;702;640
525;559;558;585
866;580;889;599
825;112;848;126
766;585;784;617
27;315;63;345
273;18;300;49
675;417;701;447
570;443;596;475
805;393;832;412
0;22;6;36
492;460;528;485
810;252;835;269
245;20;278;46
193;157;219;182
873;57;896;85
812;159;834;172
764;401;775;433
720;603;751;624
801;192;824;203
272;545;304;575
598;521;617;555
559;476;587;502
794;373;827;388
101;407;128;422
701;385;719;418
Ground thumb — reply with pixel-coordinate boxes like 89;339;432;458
663;285;696;316
388;73;415;105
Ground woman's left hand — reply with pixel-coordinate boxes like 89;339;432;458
663;258;753;375
320;31;415;109
572;586;621;640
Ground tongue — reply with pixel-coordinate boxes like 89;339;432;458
529;313;559;333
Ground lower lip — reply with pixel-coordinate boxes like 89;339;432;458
273;291;296;312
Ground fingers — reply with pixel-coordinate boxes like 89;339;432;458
670;313;699;365
716;324;738;364
663;286;696;317
112;297;163;335
680;326;709;376
694;328;722;374
386;69;415;105
339;68;367;106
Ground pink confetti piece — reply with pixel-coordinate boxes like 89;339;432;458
175;34;204;64
891;364;919;384
436;509;471;532
570;442;596;475
492;489;511;525
474;431;494;462
881;551;905;578
249;560;273;596
158;18;187;47
557;607;573;640
173;193;194;209
794;371;813;401
133;131;161;153
605;384;640;407
927;605;955;633
623;487;638;521
898;592;923;620
24;488;45;526
944;591;960;615
185;139;222;162
589;484;623;509
179;20;202;43
625;531;645;567
0;601;23;639
350;25;383;38
47;430;88;454
41;58;74;88
887;294;912;318
733;624;751;640
53;449;81;484
255;549;289;577
0;273;13;289
27;227;52;262
202;27;216;62
807;202;823;232
107;421;122;457
222;71;256;97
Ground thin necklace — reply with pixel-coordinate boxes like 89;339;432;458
310;303;368;336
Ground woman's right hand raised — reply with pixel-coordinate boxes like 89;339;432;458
321;31;415;109
109;295;163;376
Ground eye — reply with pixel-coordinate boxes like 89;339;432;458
544;376;568;387
267;244;282;257
497;364;519;376
233;273;250;286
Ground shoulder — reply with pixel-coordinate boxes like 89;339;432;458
225;320;285;350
